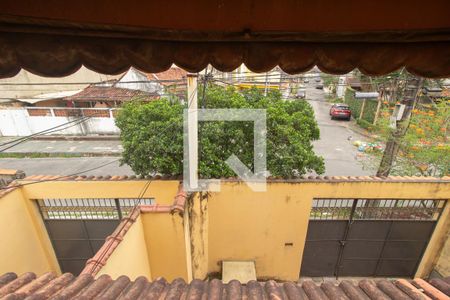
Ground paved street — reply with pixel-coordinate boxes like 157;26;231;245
0;157;133;176
0;85;372;176
306;85;372;176
0;137;122;154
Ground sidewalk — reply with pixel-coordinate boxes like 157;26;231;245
0;137;123;156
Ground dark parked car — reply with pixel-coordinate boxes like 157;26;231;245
315;84;323;89
329;103;351;120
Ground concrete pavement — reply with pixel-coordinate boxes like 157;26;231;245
306;85;372;176
0;157;133;176
0;137;122;154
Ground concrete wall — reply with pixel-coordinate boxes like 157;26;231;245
23;181;181;206
0;189;59;275
417;202;450;278
434;234;450;277
141;212;190;281
0;108;120;136
4;179;448;281
191;181;450;281
97;215;152;280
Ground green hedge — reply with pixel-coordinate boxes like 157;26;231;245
344;88;378;123
356;119;374;131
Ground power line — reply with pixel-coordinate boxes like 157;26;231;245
0;108;119;152
0;79;187;86
89;179;152;275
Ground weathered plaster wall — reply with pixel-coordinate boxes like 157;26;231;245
141;212;190;281
97;215;151;280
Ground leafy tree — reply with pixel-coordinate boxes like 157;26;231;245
373;101;449;176
116;85;324;178
321;74;339;95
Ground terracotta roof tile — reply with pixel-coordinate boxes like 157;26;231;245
63;86;159;102
18;174;441;182
6;273;448;300
413;278;449;299
147;67;188;86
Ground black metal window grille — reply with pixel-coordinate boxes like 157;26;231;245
37;198;155;220
311;199;445;221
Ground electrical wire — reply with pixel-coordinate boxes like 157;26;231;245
0;79;187;86
0;108;118;152
88;179;152;274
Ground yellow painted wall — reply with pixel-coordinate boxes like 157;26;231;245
0;189;59;275
416;202;450;277
434;234;450;277
204;181;450;281
97;215;152;280
22;180;180;205
140;212;190;281
3;179;448;282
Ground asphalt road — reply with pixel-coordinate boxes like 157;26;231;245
306;85;372;176
0;157;134;176
0;85;372;177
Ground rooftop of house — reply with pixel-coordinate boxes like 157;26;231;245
147;67;188;86
0;272;448;300
63;85;160;102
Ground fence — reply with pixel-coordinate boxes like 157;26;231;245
0;107;121;136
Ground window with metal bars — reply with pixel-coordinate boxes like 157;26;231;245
37;198;155;220
310;198;445;221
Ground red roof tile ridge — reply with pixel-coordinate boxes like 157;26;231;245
139;184;187;214
16;175;450;184
0;181;20;199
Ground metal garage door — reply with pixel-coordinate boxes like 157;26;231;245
37;198;154;275
300;198;446;278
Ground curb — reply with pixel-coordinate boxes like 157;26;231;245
348;121;375;139
30;135;120;141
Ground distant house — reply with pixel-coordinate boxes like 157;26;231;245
146;66;188;101
0;66;188;108
63;85;160;108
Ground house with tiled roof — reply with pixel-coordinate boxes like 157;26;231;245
0;173;449;299
62;85;160;108
146;66;188;102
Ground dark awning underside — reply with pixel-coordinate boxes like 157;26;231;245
0;0;449;78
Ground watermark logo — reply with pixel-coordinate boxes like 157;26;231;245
183;109;267;192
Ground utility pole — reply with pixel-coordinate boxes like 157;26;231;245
264;72;269;96
376;76;424;176
373;90;383;125
187;73;198;189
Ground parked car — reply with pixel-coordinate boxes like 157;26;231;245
303;79;309;83
315;78;321;82
295;88;306;99
329;103;351;120
315;84;323;89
